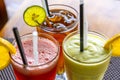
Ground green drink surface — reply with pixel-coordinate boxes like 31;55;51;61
63;32;111;80
64;33;109;63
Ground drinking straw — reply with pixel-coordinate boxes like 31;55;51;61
84;17;88;48
41;0;51;17
80;0;84;52
13;27;28;65
32;31;38;65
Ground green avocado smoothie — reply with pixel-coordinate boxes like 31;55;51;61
63;31;111;80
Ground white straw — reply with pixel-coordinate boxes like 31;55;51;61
32;31;38;65
84;17;88;48
80;0;84;4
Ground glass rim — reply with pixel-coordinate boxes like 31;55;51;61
40;4;78;33
10;32;60;67
48;4;78;12
63;30;112;64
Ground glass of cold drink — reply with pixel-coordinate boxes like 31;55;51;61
63;31;111;80
10;33;60;80
37;4;78;78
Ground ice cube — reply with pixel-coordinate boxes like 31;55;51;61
53;23;67;32
48;15;63;22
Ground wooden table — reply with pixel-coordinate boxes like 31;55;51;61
0;0;120;38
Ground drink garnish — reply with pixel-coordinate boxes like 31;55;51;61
0;38;16;54
0;38;16;70
23;5;46;27
104;34;120;56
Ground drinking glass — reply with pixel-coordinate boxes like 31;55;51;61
63;31;111;80
37;4;78;79
10;33;60;80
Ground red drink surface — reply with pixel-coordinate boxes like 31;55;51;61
11;37;59;80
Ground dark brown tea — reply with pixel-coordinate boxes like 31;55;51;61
40;9;77;33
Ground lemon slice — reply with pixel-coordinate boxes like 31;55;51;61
0;46;10;70
23;5;46;27
104;34;120;56
0;38;16;54
0;38;16;70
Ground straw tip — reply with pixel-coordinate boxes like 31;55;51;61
13;27;17;30
32;31;38;36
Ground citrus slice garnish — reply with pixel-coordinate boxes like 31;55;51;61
23;5;46;27
104;34;120;56
0;38;16;54
0;38;16;70
0;46;10;70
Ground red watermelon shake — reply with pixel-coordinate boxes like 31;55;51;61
10;33;59;80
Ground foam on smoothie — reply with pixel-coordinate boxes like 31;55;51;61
12;37;58;65
64;33;109;63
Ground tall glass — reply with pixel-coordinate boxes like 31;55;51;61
10;33;60;80
63;31;111;80
37;4;78;78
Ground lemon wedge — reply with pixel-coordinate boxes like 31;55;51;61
104;34;120;56
0;38;16;70
0;38;16;54
0;46;10;70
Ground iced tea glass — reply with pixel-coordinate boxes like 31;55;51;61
10;33;60;80
37;4;78;79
